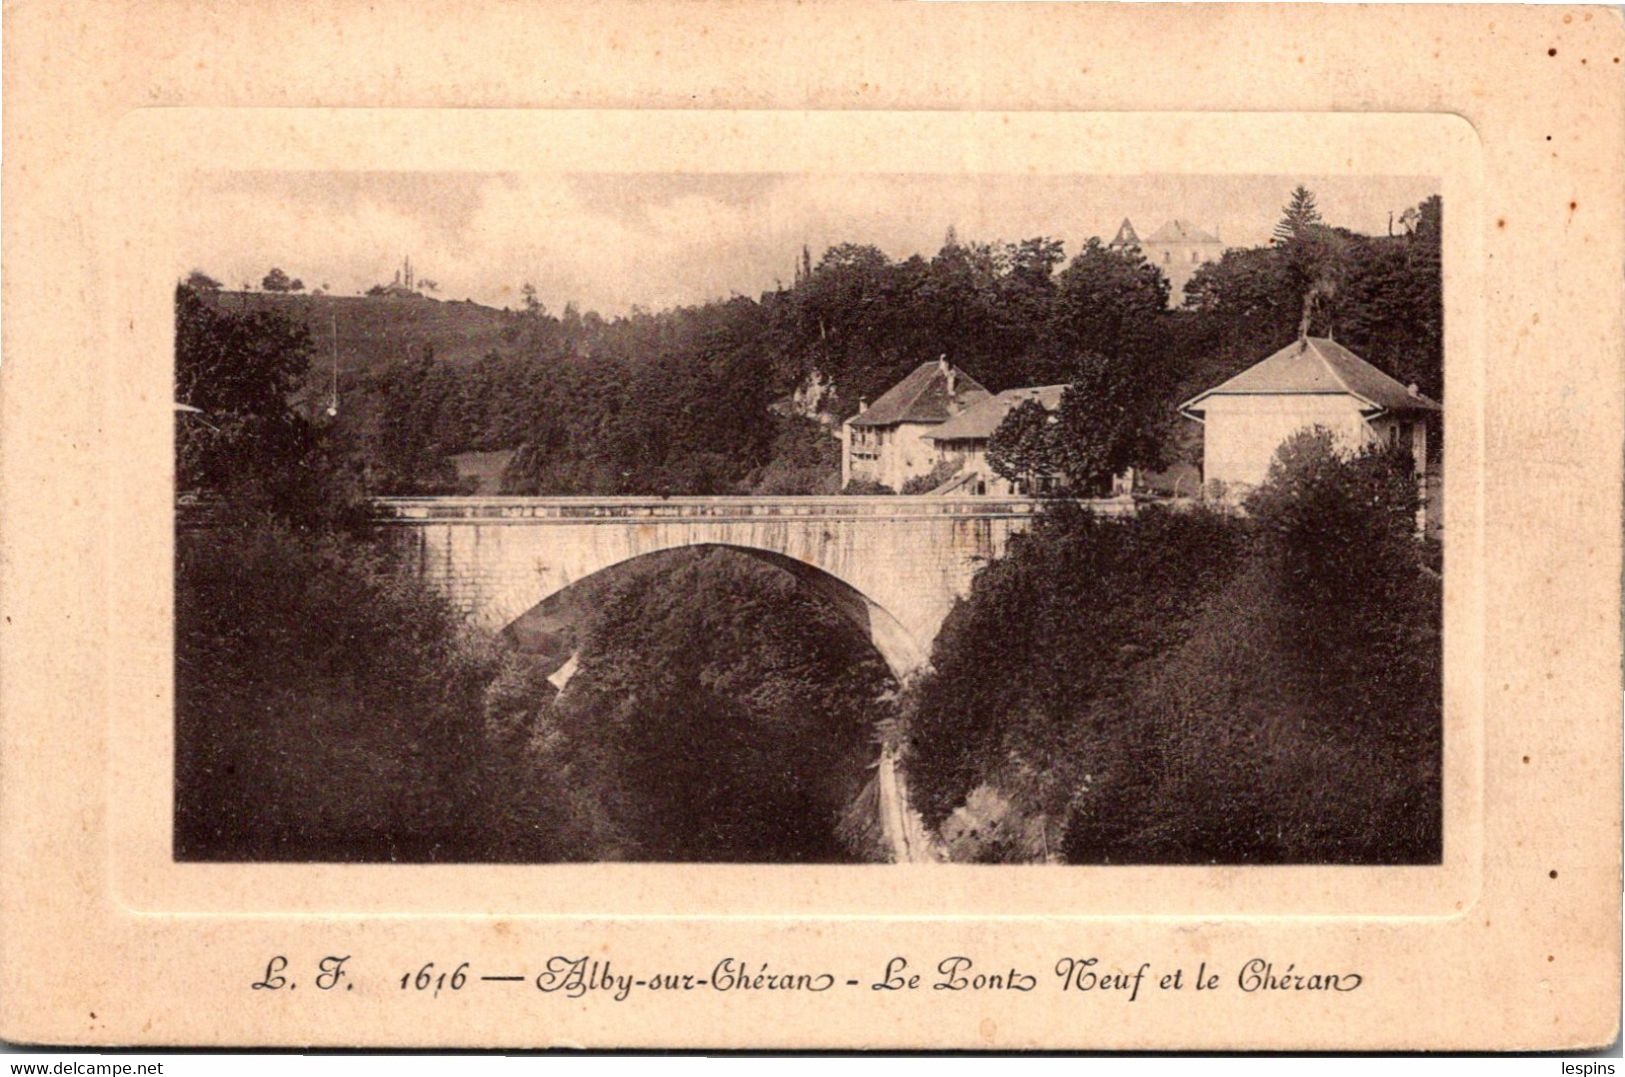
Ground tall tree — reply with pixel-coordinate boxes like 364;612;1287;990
1046;349;1178;491
1032;239;1180;485
520;281;544;315
1047;238;1169;372
1273;185;1323;245
1270;185;1352;336
986;398;1054;494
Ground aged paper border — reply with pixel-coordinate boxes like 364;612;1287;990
3;1;1620;1051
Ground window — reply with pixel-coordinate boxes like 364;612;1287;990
1191;251;1200;263
1163;251;1171;264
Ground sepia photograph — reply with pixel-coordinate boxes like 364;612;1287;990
5;0;1622;1052
172;171;1446;867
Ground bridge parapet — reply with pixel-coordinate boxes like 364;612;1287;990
374;495;1132;522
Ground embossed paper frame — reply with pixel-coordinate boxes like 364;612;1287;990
1;1;1620;1051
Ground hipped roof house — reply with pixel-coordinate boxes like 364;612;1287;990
848;358;990;428
1178;335;1441;501
1179;336;1440;421
1145;219;1222;245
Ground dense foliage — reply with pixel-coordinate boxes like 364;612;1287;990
174;524;560;860
904;504;1248;845
986;398;1056;493
175;286;564;859
175;285;363;525
905;432;1442;864
525;548;899;862
293;192;1443;497
1185;193;1442;401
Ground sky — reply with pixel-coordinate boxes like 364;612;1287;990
179;172;1439;315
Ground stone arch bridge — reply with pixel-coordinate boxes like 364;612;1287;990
378;495;1137;677
376;494;1131;862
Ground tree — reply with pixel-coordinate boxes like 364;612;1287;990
289;278;305;293
261;267;295;292
1056;434;1441;864
1272;185;1323;245
185;269;222;291
174;284;358;525
1184;195;1442;401
1005;237;1066;287
1043;428;1442;865
905;502;1247;833
520;282;544;316
1025;240;1182;487
1243;427;1429;665
1268;185;1353;336
1045;350;1177;491
1046;238;1169;375
175;522;537;861
986;398;1054;493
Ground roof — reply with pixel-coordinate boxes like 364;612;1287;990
848;360;990;427
928;384;1069;442
1180;337;1442;416
1145;219;1222;245
1108;218;1140;248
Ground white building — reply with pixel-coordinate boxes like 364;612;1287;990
1179;335;1440;496
1109;218;1225;307
842;358;990;491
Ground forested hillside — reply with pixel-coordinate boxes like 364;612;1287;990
190;191;1441;498
202;290;512;371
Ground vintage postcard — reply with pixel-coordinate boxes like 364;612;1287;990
1;1;1620;1052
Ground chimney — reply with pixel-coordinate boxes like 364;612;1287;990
939;354;955;397
858;397;868;414
1407;383;1421;398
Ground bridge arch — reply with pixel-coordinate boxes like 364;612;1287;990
481;540;942;862
497;541;929;682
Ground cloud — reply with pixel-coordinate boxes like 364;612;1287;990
179;172;1441;314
